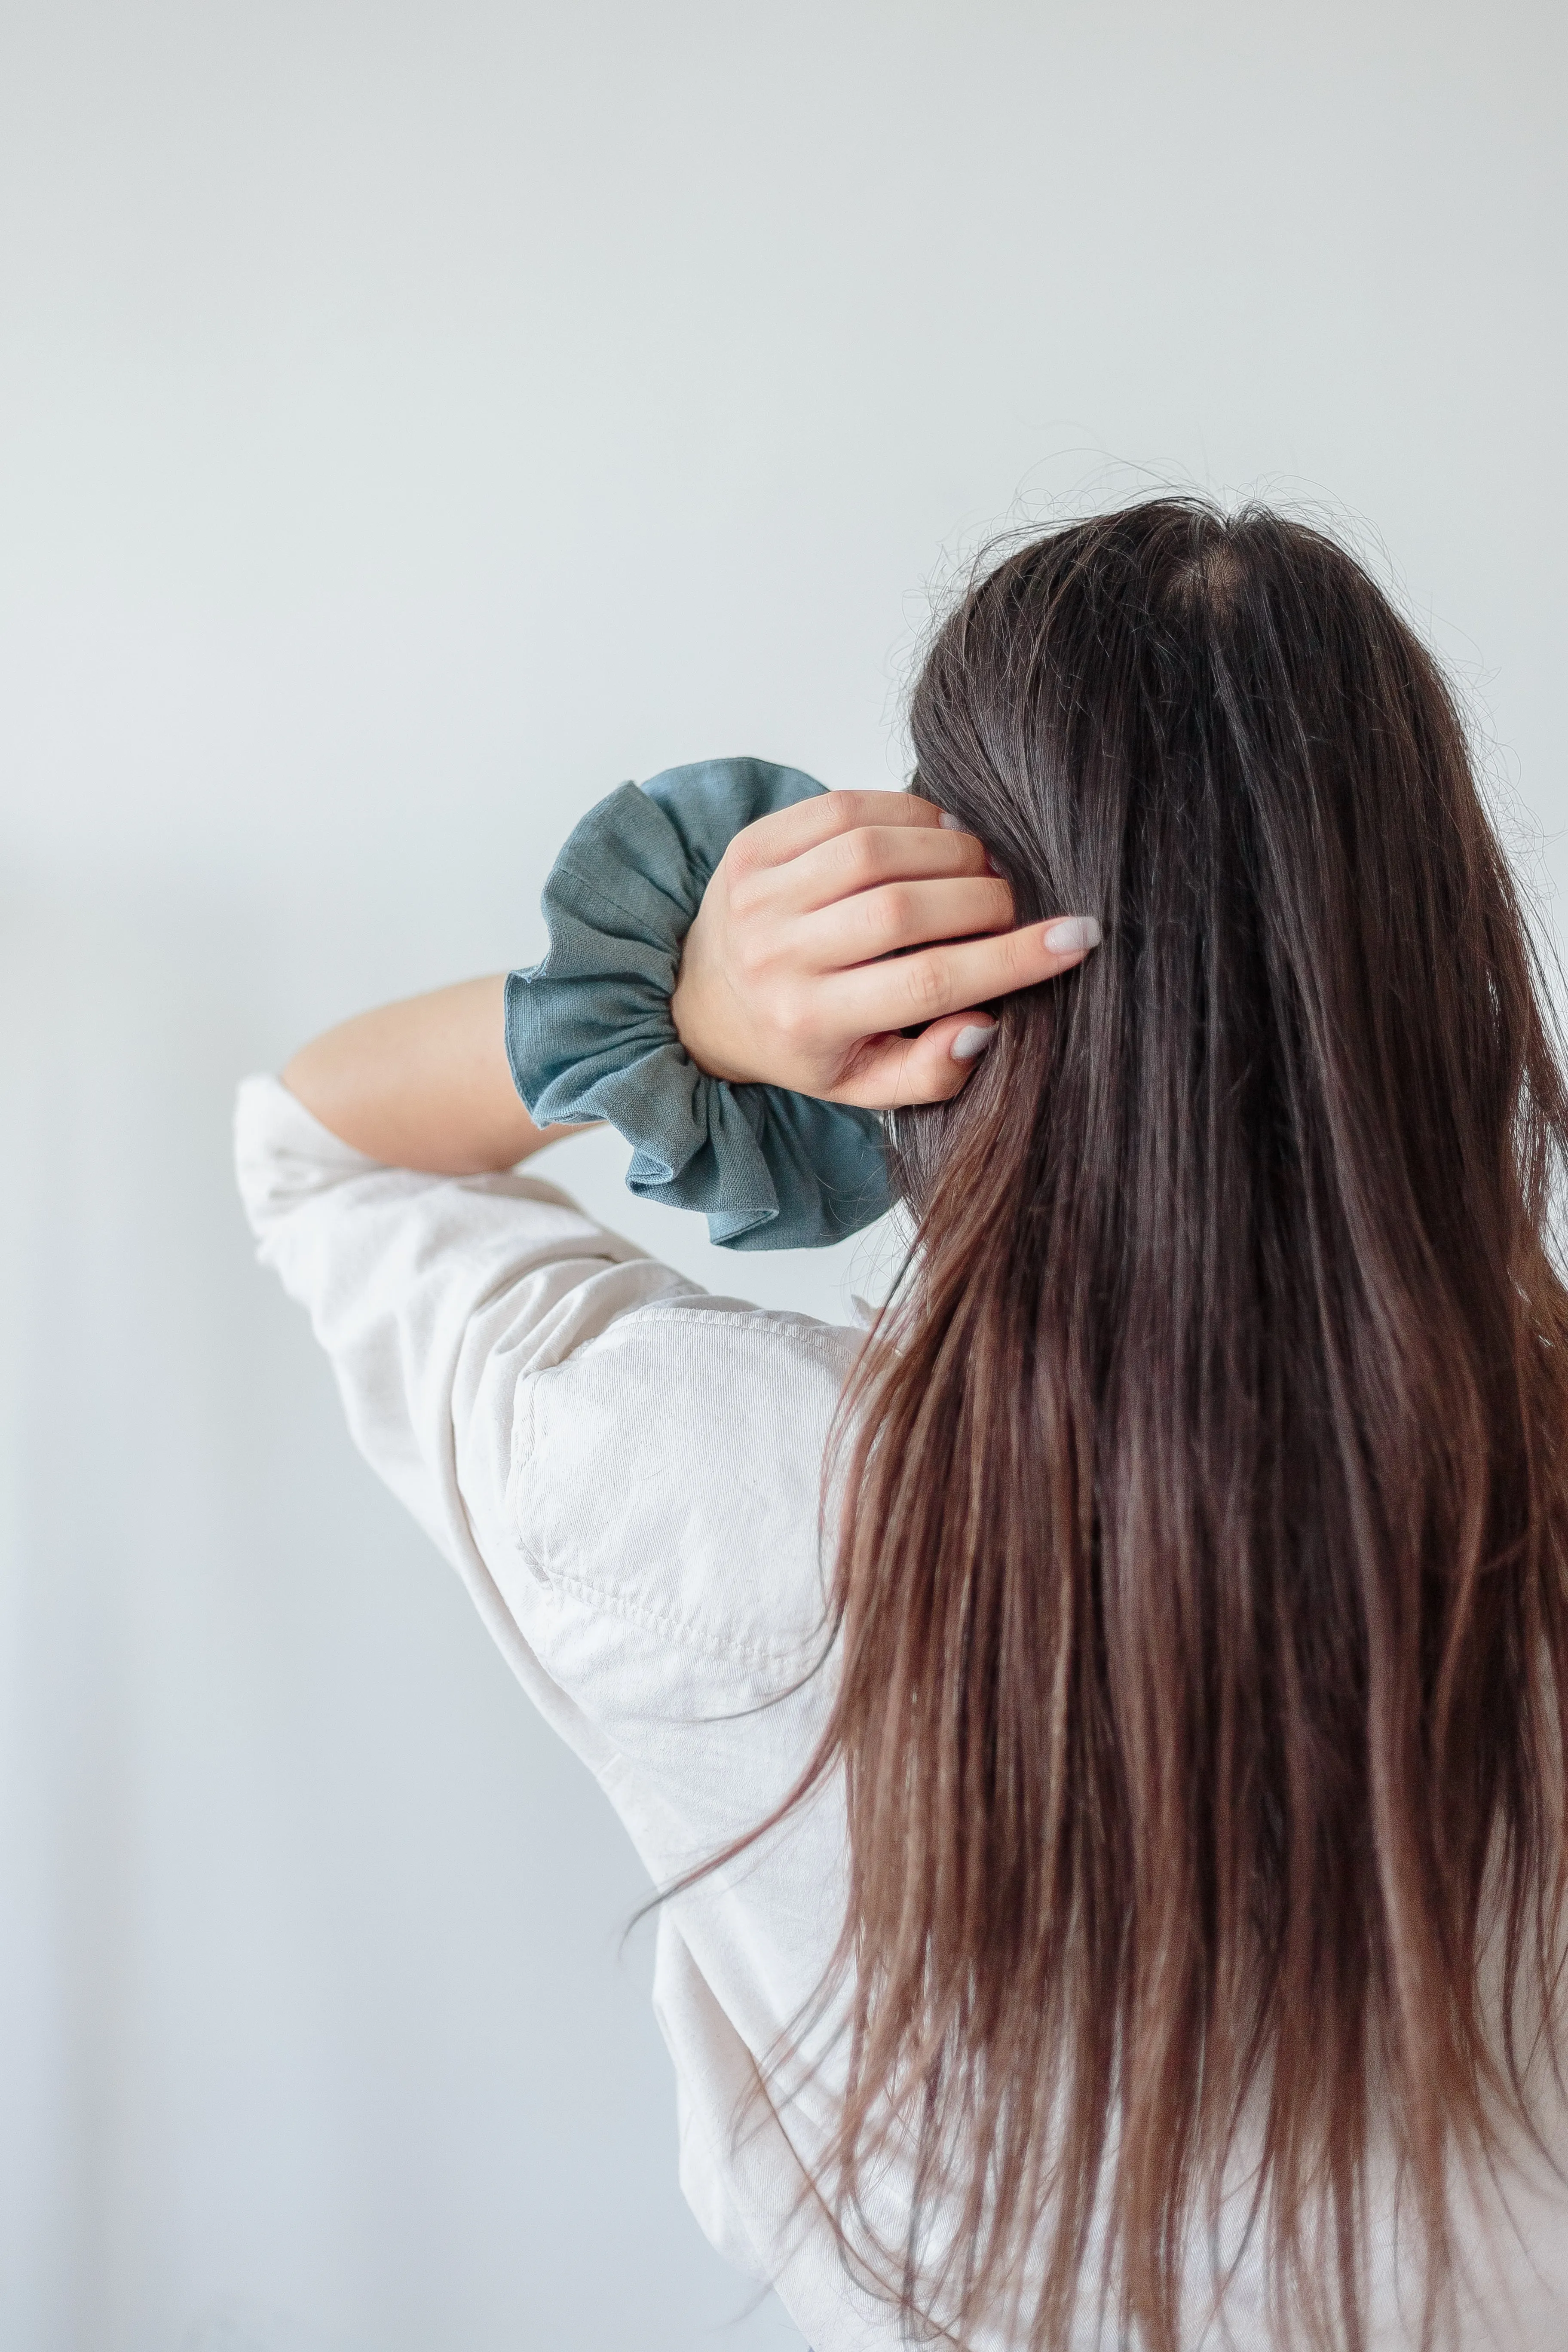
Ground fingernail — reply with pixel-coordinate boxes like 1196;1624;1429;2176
1042;915;1102;954
951;1022;996;1062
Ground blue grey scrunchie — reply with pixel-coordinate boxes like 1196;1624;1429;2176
503;757;891;1251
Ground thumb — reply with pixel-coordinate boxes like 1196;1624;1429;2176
830;1012;998;1109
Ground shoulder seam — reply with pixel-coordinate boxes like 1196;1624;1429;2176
606;1304;856;1349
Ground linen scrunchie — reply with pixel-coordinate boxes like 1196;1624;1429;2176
503;757;891;1251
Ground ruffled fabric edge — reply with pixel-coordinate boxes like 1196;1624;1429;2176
504;757;890;1251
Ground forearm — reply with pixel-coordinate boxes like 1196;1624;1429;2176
281;974;587;1173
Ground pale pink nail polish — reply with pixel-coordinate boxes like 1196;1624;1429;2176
951;1023;996;1062
1042;915;1102;954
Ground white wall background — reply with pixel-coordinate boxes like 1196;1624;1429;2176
1;3;1564;2348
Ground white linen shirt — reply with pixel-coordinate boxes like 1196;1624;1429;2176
236;1074;1568;2352
236;1075;891;2351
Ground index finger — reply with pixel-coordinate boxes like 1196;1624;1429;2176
725;790;951;877
833;918;1101;1035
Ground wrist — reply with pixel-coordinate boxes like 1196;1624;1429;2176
669;928;759;1087
669;990;756;1086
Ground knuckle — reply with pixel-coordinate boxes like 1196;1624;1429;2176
868;885;912;946
723;830;761;879
1017;925;1050;975
995;925;1029;976
841;828;884;887
905;954;949;1016
775;990;814;1048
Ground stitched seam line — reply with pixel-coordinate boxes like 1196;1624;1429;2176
550;850;689;940
612;1307;854;1350
518;1551;823;1670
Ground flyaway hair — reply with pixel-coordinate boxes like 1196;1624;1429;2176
749;500;1568;2350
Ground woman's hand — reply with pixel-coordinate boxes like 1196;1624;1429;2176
669;791;1100;1108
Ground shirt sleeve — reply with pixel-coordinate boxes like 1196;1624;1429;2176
235;1073;858;1859
233;1072;701;1763
234;1080;886;2331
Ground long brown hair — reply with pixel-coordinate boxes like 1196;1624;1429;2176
783;501;1568;2348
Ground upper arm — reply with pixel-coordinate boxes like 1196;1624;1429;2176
237;1071;694;1573
239;1072;859;1863
479;1300;861;1852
